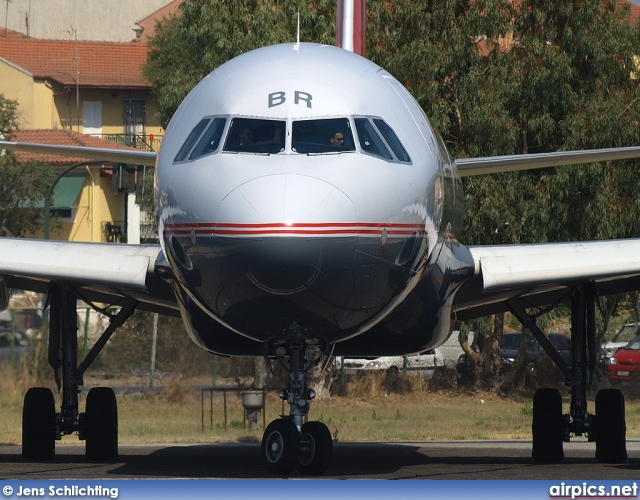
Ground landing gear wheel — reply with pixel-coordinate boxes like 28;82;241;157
85;387;118;461
297;421;333;475
532;387;564;463
22;388;56;460
595;388;627;464
262;419;301;475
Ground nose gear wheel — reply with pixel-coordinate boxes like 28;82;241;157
262;419;301;475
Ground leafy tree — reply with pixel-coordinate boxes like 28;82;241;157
0;95;56;238
0;94;19;134
144;0;336;127
367;0;640;389
143;0;640;389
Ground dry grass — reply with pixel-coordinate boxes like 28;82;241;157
3;365;640;446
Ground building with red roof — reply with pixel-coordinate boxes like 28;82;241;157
0;31;162;149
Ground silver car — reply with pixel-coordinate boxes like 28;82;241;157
602;323;640;359
336;349;444;378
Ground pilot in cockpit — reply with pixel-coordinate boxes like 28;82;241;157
238;128;255;146
329;132;345;148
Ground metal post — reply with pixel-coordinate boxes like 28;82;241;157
10;309;15;368
150;313;158;388
82;307;90;360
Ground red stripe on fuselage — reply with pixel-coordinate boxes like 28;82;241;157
164;222;427;237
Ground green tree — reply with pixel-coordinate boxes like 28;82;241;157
144;0;336;128
0;95;56;238
143;0;640;389
366;0;640;388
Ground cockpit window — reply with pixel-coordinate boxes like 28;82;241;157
174;118;210;162
292;118;355;154
223;118;286;154
354;118;393;160
373;119;411;162
189;117;226;160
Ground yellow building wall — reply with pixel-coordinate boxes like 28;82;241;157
0;64;163;147
58;88;163;138
32;80;62;129
0;60;35;128
47;166;125;243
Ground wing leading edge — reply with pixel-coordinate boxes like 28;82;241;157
0;238;177;317
3;141;640;174
456;146;640;176
453;239;640;321
0;141;158;167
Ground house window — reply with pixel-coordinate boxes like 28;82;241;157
83;102;102;136
124;99;147;136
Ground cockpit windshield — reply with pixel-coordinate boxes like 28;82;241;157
292;118;355;154
223;118;286;154
174;115;411;164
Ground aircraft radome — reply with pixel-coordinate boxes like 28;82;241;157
2;0;640;475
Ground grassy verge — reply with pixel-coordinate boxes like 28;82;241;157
3;367;640;445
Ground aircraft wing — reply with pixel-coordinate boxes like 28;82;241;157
2;140;640;322
0;238;178;316
455;146;640;176
0;141;158;166
453;239;640;320
3;142;640;174
0;142;171;313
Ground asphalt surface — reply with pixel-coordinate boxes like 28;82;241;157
1;439;639;479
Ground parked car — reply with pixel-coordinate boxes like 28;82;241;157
0;327;33;366
602;323;640;359
501;332;571;367
336;349;444;378
439;330;475;368
607;333;640;381
456;332;571;385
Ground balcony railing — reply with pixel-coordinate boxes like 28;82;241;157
101;222;158;244
101;133;163;152
140;222;158;243
102;221;124;243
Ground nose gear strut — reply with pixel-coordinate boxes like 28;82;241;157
261;327;333;475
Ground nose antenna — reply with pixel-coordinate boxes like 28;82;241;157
294;12;300;50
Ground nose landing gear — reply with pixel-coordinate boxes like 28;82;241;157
261;333;333;475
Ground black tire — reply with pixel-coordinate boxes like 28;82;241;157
85;387;118;461
595;388;627;464
22;387;56;460
261;419;301;475
531;387;564;463
297;421;333;475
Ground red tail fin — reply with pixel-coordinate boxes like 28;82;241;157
336;0;366;57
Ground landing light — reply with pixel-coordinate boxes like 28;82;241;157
305;345;322;361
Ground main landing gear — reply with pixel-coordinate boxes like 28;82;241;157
509;284;627;464
261;331;333;475
22;284;137;461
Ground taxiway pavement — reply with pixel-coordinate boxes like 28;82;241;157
1;439;639;479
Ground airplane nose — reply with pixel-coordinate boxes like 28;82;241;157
216;174;357;296
217;174;356;230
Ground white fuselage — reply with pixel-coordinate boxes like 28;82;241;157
155;43;470;356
